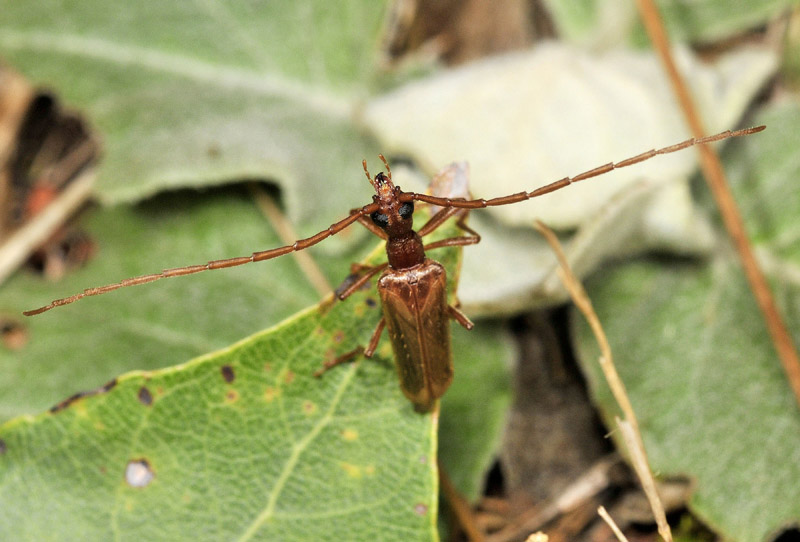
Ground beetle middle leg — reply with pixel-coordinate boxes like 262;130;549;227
314;318;386;377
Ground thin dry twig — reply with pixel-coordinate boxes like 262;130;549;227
634;0;800;408
439;458;485;542
598;506;630;542
248;184;332;297
535;220;672;542
485;454;620;542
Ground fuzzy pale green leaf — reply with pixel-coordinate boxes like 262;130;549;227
0;188;360;420
364;42;774;316
574;104;800;541
0;1;387;241
543;0;799;47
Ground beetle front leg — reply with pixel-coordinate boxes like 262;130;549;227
335;262;389;300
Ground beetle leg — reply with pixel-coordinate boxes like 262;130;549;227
349;207;389;239
313;346;364;377
417;205;462;237
335;262;389;300
447;305;473;330
313;317;387;378
422;214;481;251
363;317;386;357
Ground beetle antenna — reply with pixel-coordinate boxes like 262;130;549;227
363;159;376;188
24;202;380;316
378;154;392;182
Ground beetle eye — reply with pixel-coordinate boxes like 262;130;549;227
370;211;389;228
398;202;414;219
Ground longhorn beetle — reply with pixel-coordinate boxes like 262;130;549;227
25;125;765;412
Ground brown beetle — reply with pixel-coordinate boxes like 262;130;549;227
25;126;765;412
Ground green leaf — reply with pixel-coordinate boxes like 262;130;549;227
543;0;799;47
0;1;387;240
574;104;800;541
440;322;513;501
0;296;438;541
364;42;775;316
0;188;475;540
0;188;360;420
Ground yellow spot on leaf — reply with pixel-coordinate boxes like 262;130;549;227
264;387;280;402
340;462;362;478
341;428;358;441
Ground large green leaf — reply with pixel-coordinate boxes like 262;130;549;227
575;104;800;541
363;42;775;317
0;1;387;242
0;188;361;420
0;188;484;540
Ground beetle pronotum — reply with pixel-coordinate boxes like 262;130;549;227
25;125;765;412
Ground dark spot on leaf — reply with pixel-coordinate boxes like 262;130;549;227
333;331;345;343
365;297;377;308
1;317;28;350
302;400;317;415
225;390;239;402
137;386;153;406
125;458;155;488
414;503;428;516
50;378;118;413
206;143;221;158
284;370;295;384
221;365;235;383
0;439;6;455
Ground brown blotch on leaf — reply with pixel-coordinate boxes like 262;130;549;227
221;365;235;383
125;458;155;488
284;370;295;384
137;386;153;406
333;331;345;343
1;318;28;350
50;378;118;413
414;503;428;516
302;400;317;415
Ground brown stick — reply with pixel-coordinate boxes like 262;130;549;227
635;0;800;408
